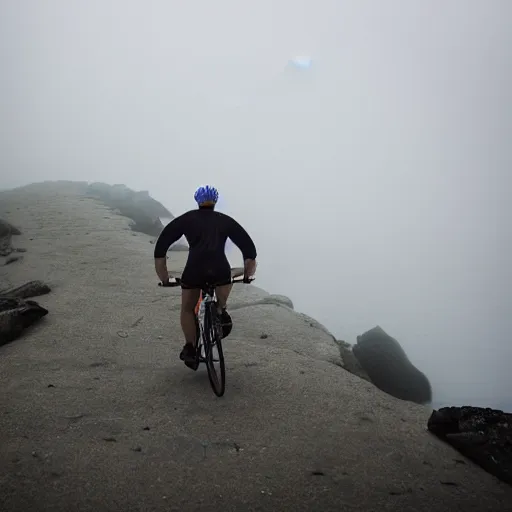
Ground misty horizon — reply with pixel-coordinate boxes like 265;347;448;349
1;1;511;410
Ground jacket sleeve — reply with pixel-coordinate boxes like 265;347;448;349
153;216;185;258
227;216;257;260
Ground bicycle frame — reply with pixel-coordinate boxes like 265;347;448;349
194;286;217;357
158;273;254;396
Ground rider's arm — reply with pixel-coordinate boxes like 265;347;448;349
154;215;185;282
227;216;257;261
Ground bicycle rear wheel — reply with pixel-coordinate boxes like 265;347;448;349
203;302;226;397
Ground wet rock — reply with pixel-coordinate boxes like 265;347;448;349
427;406;512;485
0;297;49;346
352;326;432;404
0;280;51;299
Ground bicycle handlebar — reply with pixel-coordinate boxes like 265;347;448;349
158;275;255;288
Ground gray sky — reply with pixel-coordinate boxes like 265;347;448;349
1;1;511;409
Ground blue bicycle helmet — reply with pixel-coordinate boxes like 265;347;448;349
194;185;219;206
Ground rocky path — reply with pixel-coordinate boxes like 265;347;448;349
1;186;511;512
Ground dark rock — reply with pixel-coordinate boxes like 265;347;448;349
0;219;22;257
0;297;49;346
2;255;23;265
0;230;12;258
0;280;51;299
0;219;21;237
0;281;51;345
427;406;512;486
352;326;432;404
0;238;12;257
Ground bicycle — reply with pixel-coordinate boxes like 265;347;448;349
158;269;254;397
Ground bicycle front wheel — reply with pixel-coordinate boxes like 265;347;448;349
203;302;226;397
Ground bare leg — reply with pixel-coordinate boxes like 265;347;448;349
215;284;233;312
181;288;201;347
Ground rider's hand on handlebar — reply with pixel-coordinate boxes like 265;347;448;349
244;258;257;280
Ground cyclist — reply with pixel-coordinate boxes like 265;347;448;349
154;185;258;363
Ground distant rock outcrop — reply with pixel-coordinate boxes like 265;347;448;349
2;181;189;248
352;326;432;405
427;406;512;486
11;180;90;195
86;182;172;238
86;182;188;250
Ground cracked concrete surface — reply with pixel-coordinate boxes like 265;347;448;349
1;185;511;512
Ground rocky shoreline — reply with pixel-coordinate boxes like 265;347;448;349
0;219;51;345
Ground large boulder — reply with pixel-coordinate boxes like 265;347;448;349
352;326;432;404
427;406;512;486
87;182;172;218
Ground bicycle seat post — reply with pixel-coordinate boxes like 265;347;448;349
202;282;216;301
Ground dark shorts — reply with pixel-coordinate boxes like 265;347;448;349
180;257;232;290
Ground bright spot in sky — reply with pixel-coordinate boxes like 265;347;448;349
290;56;312;69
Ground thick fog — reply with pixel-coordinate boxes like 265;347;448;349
1;1;511;409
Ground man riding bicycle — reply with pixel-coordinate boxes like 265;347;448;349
154;185;258;363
